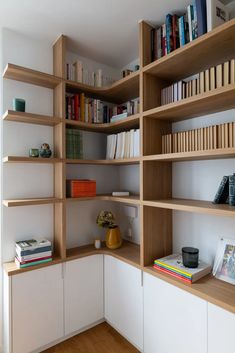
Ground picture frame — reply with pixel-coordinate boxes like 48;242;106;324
213;237;235;285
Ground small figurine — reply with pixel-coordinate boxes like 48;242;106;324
39;143;52;158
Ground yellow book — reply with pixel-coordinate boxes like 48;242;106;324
216;64;223;88
210;67;216;91
223;61;230;86
230;59;235;85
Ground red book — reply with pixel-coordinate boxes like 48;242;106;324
74;94;79;121
16;255;52;265
172;15;180;50
153;265;192;283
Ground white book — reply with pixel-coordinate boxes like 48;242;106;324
173;83;178;102
115;133;121;159
112;191;130;196
120;132;126;159
187;5;193;42
130;129;135;158
106;135;112;159
74;60;83;83
126;131;131;158
17;251;52;262
206;0;229;32
134;129;140;157
178;81;183;101
112;134;117;159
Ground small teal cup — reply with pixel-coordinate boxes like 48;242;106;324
13;98;25;112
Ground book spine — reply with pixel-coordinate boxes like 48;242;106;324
156;27;162;59
165;14;173;54
187;5;194;42
195;0;207;37
213;176;229;204
172;15;179;50
153;265;192;283
229;174;235;206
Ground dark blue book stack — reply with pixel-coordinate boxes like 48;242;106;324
195;0;207;37
229;174;235;206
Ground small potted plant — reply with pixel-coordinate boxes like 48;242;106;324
96;210;122;249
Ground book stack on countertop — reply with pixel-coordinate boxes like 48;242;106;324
15;239;52;269
154;254;211;283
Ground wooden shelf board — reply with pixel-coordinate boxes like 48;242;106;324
3;198;62;207
143;19;235;81
3;156;62;164
66;158;140;165
144;266;235;314
66;241;141;269
2;110;62;126
143;148;235;162
143;198;235;217
4;256;62;276
3;63;61;89
65;114;140;133
66;71;140;104
66;194;140;205
143;84;235;121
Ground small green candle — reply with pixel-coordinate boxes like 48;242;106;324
29;148;39;158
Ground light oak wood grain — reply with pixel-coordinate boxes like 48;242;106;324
2;110;61;126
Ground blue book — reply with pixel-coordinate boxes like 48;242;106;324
229;174;235;206
165;14;173;54
179;16;185;47
192;2;198;40
16;246;52;257
195;0;207;37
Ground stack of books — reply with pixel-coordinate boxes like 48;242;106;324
213;173;235;206
66;129;83;159
15;239;52;269
161;59;235;106
66;94;139;124
154;254;211;283
162;121;235;154
106;129;140;160
66;61;115;87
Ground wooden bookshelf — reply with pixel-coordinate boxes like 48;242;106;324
142;19;235;81
3;198;62;207
143;84;235;121
66;241;141;269
65;113;140;133
3;20;235;316
3;63;61;88
2;110;62;126
3;156;62;163
143;199;235;217
66;158;140;165
143;148;235;162
66;194;140;205
66;70;139;104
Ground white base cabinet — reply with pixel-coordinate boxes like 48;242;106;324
104;255;143;351
208;303;235;353
143;273;207;353
11;264;64;353
64;255;104;335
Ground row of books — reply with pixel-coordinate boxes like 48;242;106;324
66;129;83;159
15;239;52;269
151;0;207;62
154;254;211;283
161;59;235;105
162;122;235;154
106;129;140;160
66;93;139;124
213;174;235;206
66;61;115;87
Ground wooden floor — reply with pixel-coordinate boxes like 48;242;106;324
42;323;140;353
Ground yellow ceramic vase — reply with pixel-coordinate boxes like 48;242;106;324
106;226;122;249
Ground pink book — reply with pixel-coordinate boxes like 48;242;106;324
153;265;192;283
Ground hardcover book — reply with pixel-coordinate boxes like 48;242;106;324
213;175;229;204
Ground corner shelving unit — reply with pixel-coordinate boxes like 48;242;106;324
3;18;235;315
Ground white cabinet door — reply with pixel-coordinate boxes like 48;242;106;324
64;255;104;335
12;264;64;353
104;255;143;350
144;273;207;353
208;303;235;353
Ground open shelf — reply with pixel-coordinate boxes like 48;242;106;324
2;110;62;126
145;266;235;314
66;70;140;104
3;156;62;163
143;84;235;121
3;256;62;276
3;197;62;207
65;113;140;133
66;194;140;205
66;241;141;269
3;63;61;89
143;148;235;162
143;19;235;81
66;158;140;165
143;198;235;217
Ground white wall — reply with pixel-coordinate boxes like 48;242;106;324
172;109;235;264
